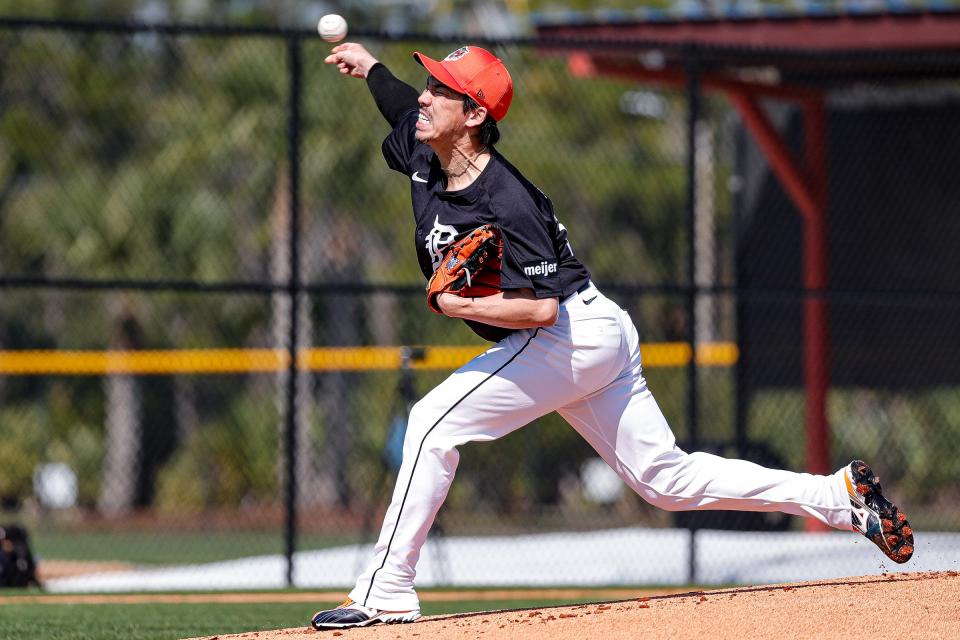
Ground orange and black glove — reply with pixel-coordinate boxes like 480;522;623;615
426;224;502;314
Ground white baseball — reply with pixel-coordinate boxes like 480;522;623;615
317;14;348;43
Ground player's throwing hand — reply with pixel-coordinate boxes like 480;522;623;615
324;43;379;79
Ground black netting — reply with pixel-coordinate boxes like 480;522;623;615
2;22;959;591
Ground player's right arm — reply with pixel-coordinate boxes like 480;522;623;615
437;289;559;329
324;43;419;128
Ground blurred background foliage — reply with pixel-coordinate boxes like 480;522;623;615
0;18;704;534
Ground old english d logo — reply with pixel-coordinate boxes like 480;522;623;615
444;46;469;61
426;216;458;271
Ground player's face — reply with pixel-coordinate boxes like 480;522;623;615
416;76;470;144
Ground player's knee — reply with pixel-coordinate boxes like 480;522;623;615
403;402;432;444
635;482;690;510
404;400;450;449
644;492;686;511
632;453;694;508
407;398;442;428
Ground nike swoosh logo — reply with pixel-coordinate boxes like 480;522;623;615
583;296;597;305
411;171;428;183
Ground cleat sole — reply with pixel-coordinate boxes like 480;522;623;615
849;460;914;564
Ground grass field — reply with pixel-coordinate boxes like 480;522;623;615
30;530;356;565
0;593;607;640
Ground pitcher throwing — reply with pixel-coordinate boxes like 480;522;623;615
312;43;913;630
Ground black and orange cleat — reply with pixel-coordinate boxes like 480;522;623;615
311;599;421;630
844;460;914;564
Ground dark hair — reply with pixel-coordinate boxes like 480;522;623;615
463;95;501;148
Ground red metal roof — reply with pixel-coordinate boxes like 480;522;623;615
534;9;960;52
534;9;960;87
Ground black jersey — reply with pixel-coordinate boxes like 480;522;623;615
382;110;592;341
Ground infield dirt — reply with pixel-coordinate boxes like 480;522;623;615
187;571;960;640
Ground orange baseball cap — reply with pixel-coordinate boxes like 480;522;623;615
413;46;513;122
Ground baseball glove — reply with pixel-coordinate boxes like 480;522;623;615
426;224;502;314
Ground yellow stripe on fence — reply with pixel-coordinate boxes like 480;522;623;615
642;342;740;368
0;343;737;376
299;346;491;371
0;349;288;375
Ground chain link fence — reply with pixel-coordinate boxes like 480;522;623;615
2;20;960;591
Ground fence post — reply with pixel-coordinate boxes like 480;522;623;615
685;51;701;586
284;35;303;588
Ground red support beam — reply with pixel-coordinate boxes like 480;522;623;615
568;50;835;510
725;90;832;530
802;96;831;483
725;92;820;221
568;52;821;102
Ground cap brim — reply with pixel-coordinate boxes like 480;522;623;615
413;52;468;95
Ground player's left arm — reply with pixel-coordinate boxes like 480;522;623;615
436;289;559;329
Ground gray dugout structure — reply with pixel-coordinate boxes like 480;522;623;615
535;7;960;514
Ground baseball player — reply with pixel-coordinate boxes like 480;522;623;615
312;44;913;630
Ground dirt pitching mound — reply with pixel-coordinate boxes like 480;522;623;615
190;571;960;640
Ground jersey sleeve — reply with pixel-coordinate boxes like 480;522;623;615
381;111;419;174
366;63;420;128
494;192;563;298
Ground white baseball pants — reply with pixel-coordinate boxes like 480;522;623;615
349;284;852;611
